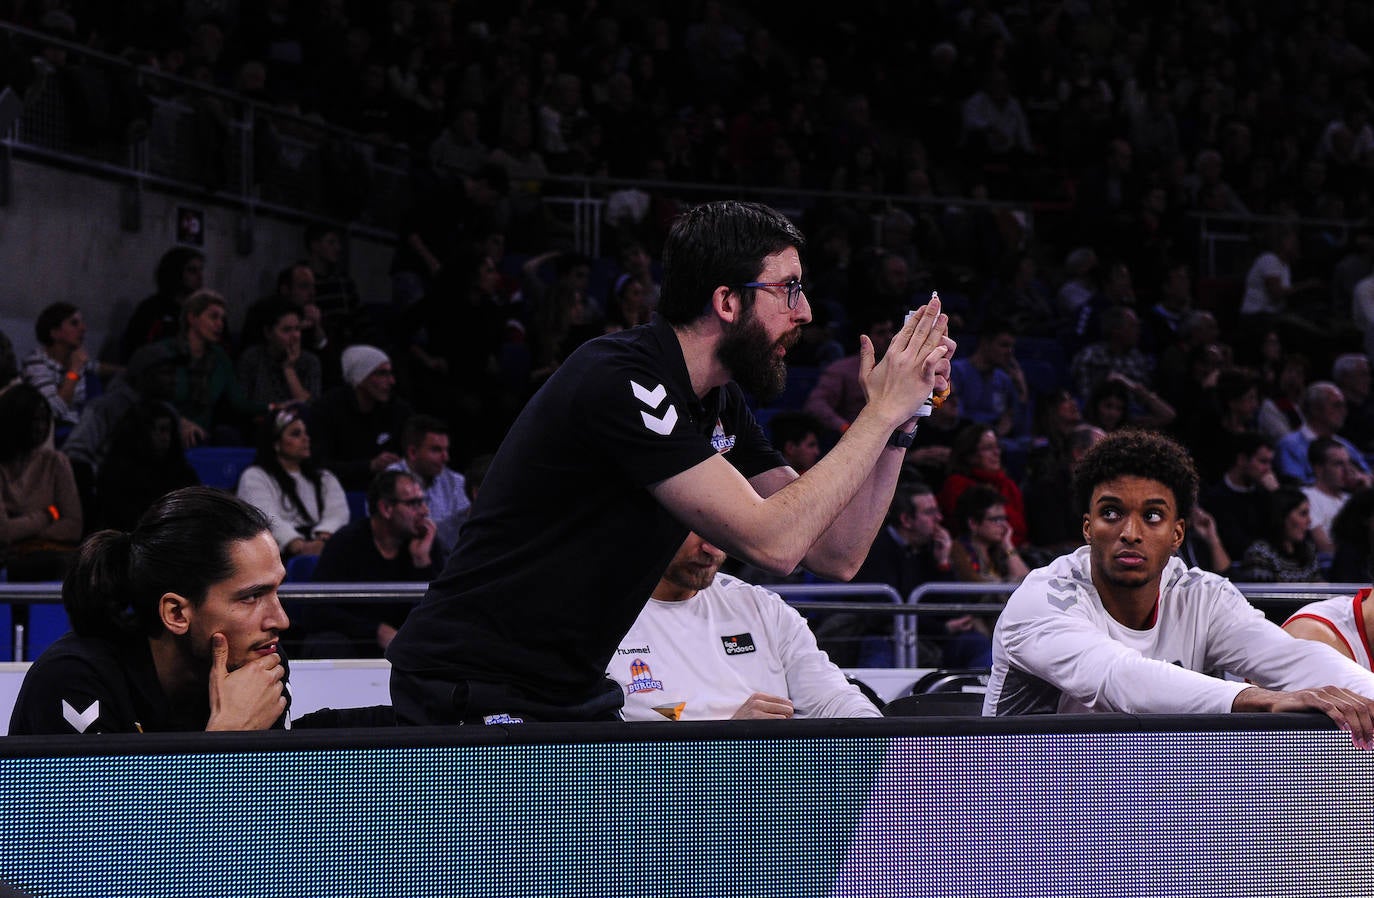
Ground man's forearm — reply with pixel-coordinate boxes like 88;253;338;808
748;413;896;575
801;427;909;580
666;411;898;577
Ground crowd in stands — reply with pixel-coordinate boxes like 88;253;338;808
5;1;1374;669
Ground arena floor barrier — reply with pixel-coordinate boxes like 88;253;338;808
0;713;1367;898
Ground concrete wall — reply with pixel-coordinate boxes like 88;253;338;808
0;157;395;360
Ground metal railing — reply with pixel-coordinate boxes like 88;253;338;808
4;580;1362;667
1187;210;1365;279
0;581;916;666
2;20;411;239
7;21;1370;280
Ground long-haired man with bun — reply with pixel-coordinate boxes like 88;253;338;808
9;487;292;735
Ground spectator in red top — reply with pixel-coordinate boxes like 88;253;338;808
937;423;1027;546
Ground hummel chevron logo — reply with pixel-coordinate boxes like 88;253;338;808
631;380;677;436
631;380;667;408
62;699;99;733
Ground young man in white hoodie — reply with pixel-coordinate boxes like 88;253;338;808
984;429;1374;749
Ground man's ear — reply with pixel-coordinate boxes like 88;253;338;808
1081;513;1092;545
160;592;193;636
711;285;740;324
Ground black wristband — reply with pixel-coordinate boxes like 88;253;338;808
888;427;918;449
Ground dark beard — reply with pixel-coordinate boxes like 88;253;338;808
664;562;719;594
717;311;792;402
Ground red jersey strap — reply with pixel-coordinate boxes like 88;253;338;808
1353;588;1374;666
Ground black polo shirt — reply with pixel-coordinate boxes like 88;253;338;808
9;631;292;735
387;317;785;707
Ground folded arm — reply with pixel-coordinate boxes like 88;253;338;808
1000;610;1248;714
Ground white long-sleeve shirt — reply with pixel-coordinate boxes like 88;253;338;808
236;465;350;553
985;546;1374;715
611;573;880;721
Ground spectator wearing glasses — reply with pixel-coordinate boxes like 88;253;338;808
1276;381;1372;485
950;485;1030;585
308;470;443;657
948;484;1029;668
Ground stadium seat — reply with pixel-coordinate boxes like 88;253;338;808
285;554;320;583
345;491;368;521
0;602;11;662
1014;336;1067;363
1019;357;1065;400
185;446;257;490
912;668;992;694
882;691;985;716
26;603;71;662
846;675;883;709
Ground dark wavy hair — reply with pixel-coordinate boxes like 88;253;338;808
252;410;326;528
658;201;805;326
1085;378;1131;429
64;487;269;639
949;423;998;477
1073;429;1198;520
1258;486;1311;549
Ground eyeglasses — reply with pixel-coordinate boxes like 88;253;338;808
739;279;805;310
982;515;1009;523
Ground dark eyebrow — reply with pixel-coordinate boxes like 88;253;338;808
1094;495;1173;508
232;577;280;600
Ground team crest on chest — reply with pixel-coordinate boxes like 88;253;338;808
626;657;665;694
710;419;736;454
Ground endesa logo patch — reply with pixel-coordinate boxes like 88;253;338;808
720;633;756;656
710;420;736;454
